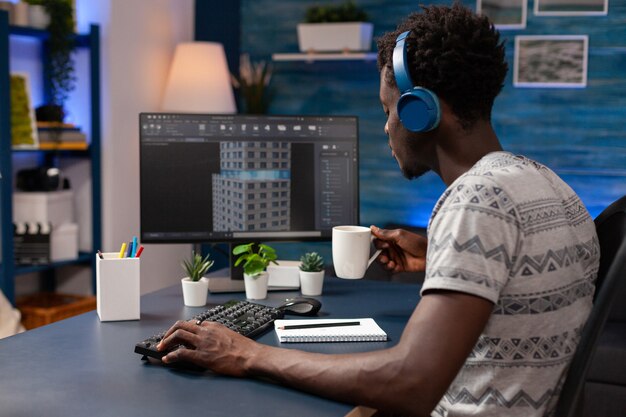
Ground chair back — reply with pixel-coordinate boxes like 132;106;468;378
555;196;626;417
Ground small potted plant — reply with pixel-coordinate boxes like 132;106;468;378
180;251;214;307
231;53;273;114
297;1;373;53
233;243;278;300
299;252;325;296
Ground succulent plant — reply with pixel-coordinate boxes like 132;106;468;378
181;251;214;282
299;252;324;272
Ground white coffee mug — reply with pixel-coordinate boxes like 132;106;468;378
332;225;382;279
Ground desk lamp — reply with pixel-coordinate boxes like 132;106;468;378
161;42;236;113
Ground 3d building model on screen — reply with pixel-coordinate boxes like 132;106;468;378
212;141;291;232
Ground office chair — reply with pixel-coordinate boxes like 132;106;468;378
555;195;626;417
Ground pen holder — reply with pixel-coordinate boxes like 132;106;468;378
96;253;140;321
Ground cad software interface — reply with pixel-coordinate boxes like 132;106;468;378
140;113;359;242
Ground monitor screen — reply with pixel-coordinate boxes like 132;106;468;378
139;113;359;244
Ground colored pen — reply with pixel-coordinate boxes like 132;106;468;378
97;250;104;259
277;321;361;330
119;242;127;258
125;241;133;258
131;236;138;257
135;245;144;258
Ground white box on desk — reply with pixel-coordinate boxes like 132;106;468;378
267;260;301;288
50;223;78;261
96;253;140;321
13;190;74;226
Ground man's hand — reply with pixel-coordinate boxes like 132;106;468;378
370;225;427;273
156;320;261;376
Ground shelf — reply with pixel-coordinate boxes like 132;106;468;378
272;52;377;62
9;24;90;46
14;252;92;275
11;147;92;158
13;143;89;152
1;10;102;305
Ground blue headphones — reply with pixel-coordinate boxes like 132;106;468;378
392;31;441;132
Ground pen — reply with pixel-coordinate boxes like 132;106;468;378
125;241;133;258
119;242;127;258
135;245;144;258
97;250;104;259
277;321;361;330
131;236;138;257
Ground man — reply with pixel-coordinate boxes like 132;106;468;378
158;4;599;416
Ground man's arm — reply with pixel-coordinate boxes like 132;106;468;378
159;291;493;417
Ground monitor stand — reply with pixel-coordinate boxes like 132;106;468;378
207;273;297;293
207;274;246;293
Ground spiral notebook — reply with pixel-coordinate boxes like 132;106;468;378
274;318;388;343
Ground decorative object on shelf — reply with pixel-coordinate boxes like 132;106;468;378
297;1;373;53
25;0;76;123
36;122;87;150
12;1;29;26
10;73;38;148
162;42;236;113
27;2;48;28
231;53;273;114
233;243;278;300
180;251;214;307
299;252;325;296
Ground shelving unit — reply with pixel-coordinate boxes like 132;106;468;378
0;10;101;305
272;52;377;62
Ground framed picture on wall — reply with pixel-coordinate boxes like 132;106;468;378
10;73;39;149
477;0;527;29
514;35;588;88
535;0;608;15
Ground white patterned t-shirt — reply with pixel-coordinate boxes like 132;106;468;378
422;152;599;417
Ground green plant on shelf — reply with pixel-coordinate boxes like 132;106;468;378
299;252;324;272
233;243;278;277
181;251;214;282
304;1;369;23
25;0;76;122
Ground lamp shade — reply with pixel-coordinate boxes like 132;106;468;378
161;42;236;113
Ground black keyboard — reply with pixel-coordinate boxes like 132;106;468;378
134;300;285;362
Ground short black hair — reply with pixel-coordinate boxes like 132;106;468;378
377;3;508;129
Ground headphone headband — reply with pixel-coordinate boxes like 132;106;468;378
391;30;441;133
392;31;413;93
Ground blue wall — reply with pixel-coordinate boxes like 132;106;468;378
212;0;626;262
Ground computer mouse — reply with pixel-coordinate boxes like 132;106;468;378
279;297;322;316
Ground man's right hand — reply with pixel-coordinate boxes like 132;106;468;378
370;225;427;273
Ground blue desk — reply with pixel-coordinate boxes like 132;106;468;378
0;277;421;417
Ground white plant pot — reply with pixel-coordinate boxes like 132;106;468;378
297;22;374;53
181;277;208;307
27;4;49;29
299;271;324;296
244;272;269;300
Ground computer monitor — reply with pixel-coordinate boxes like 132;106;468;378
139;113;359;291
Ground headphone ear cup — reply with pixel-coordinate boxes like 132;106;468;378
397;87;441;133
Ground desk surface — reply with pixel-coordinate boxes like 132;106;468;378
0;277;421;417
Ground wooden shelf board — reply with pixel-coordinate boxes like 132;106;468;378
272;52;377;62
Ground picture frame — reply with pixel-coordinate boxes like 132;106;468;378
477;0;527;30
514;35;589;88
534;0;608;16
10;72;39;149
